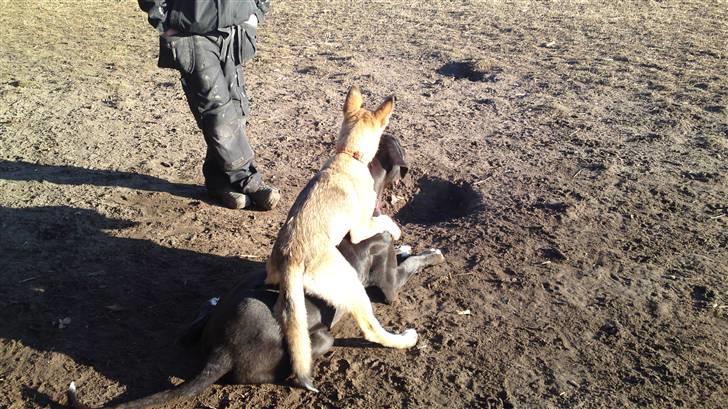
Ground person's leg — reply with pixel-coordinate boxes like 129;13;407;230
222;46;280;210
224;28;280;209
178;33;278;210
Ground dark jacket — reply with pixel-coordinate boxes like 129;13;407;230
139;0;270;33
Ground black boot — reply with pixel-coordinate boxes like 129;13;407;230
246;183;281;210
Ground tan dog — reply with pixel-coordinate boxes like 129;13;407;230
266;86;418;392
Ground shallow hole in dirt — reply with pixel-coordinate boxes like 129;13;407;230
692;285;715;310
681;171;720;182
704;105;724;113
395;177;483;225
540;247;567;262
437;60;498;82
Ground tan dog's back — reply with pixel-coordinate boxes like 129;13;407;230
268;155;373;275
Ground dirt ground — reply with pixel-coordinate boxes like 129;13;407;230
1;0;727;408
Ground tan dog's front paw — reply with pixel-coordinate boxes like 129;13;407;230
388;223;402;241
375;215;401;240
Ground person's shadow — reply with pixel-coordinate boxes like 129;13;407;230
0;205;266;407
0;160;201;200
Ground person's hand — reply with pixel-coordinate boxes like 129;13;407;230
246;13;258;27
162;27;179;37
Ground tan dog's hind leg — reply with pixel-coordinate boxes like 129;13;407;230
305;249;417;348
349;291;417;348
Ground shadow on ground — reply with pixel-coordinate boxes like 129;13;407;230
0;205;265;405
0;160;201;200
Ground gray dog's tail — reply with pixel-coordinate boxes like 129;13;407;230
67;348;231;409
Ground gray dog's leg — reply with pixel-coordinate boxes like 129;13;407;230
398;249;444;275
380;248;445;303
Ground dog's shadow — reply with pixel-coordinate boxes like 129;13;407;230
333;338;381;349
0;205;266;405
21;385;62;409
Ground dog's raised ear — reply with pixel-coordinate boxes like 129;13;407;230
386;135;408;179
343;86;363;117
374;96;395;127
377;134;409;180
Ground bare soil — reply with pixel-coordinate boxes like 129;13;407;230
1;0;727;408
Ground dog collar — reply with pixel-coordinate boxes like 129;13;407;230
336;148;364;162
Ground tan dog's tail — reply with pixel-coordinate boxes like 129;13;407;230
280;262;318;392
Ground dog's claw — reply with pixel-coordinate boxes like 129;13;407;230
297;376;319;393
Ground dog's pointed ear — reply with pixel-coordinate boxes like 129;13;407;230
383;134;408;172
343;86;363;117
374;96;395;127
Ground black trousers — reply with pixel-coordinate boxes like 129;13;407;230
164;27;262;194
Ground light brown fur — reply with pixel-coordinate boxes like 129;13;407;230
266;87;417;391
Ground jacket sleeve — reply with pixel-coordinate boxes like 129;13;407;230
253;0;271;24
138;0;169;32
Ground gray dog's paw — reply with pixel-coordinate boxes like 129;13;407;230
396;244;412;258
421;248;445;264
